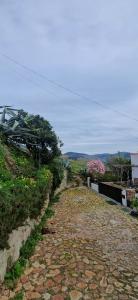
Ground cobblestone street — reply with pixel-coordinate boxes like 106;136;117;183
1;187;138;299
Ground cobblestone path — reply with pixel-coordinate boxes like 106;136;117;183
1;187;138;300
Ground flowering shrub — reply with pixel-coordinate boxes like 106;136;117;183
87;160;105;176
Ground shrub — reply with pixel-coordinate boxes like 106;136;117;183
87;160;105;176
0;144;12;181
11;147;36;177
48;158;64;191
0;168;53;249
131;197;138;212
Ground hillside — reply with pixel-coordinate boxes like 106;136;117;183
65;151;130;162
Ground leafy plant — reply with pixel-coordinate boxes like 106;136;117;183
0;168;53;249
131;197;138;212
48;158;64;191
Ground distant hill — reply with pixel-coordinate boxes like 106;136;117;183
64;151;130;162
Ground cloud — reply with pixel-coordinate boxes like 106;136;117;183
0;0;138;154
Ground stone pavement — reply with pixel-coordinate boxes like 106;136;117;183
1;187;138;300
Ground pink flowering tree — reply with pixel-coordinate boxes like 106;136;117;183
87;160;105;180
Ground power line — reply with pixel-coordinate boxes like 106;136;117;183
0;55;60;98
1;51;138;123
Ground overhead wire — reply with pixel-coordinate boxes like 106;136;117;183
0;51;138;123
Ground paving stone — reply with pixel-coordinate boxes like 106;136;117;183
0;187;138;300
132;281;138;288
25;291;41;299
85;270;96;278
69;290;83;300
42;293;51;300
83;258;89;264
100;276;108;288
51;295;64;300
89;283;97;290
106;285;114;294
76;282;87;289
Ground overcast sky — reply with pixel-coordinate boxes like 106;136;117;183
0;0;138;154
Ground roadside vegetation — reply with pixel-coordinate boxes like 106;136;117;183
0;109;64;250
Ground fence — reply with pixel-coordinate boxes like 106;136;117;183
98;182;122;204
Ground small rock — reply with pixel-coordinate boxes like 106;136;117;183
21;275;28;284
100;276;108;288
1;297;9;300
83;258;89;264
26;291;41;299
132;281;138;288
43;293;51;300
24;267;33;276
89;283;97;290
47;269;60;277
23;282;34;291
85;270;95;278
134;275;138;281
9;291;15;298
62;286;68;292
51;295;64;300
15;282;22;292
106;285;114;294
45;279;55;288
125;284;132;291
96;264;104;271
77;282;87;289
69;290;83;300
114;281;124;288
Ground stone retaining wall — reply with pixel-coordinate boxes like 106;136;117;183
0;194;50;283
54;170;68;195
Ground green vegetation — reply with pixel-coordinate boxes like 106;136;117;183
0;155;53;249
0;110;64;250
131;197;138;212
70;159;87;174
107;156;131;181
10;291;24;300
0;108;65;288
0;108;62;165
48;157;64;191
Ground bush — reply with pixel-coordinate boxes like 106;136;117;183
131;197;138;212
11;147;36;177
0;168;53;249
48;158;64;191
0;144;12;181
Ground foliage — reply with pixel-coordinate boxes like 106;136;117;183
0;108;62;165
107;156;131;181
96;171;118;182
5;207;54;288
50;194;60;204
0;144;12;181
87;160;105;177
25;113;62;164
0;168;52;249
0;109;62;250
48;157;64;191
70;159;87;174
131;197;138;212
11;147;36;177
